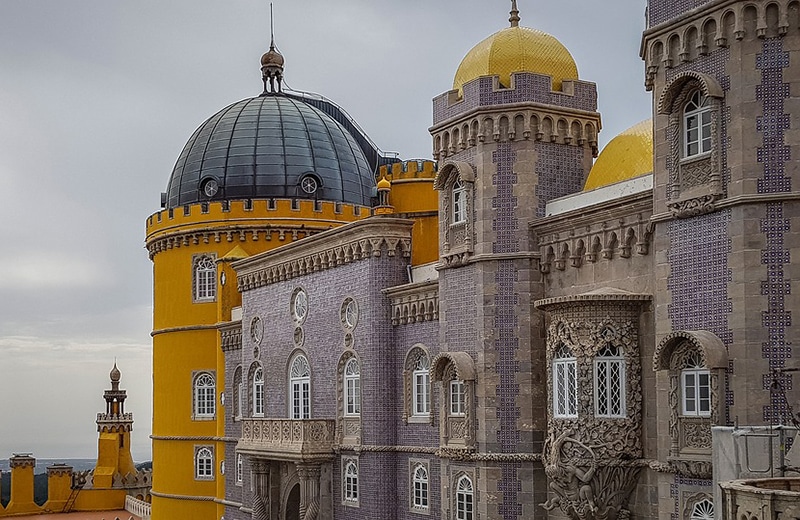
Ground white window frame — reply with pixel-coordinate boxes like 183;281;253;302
553;344;578;418
690;498;714;520
253;367;264;417
594;345;626;418
236;453;243;485
452;179;467;223
195;446;214;480
194;255;217;302
411;463;429;511
344;358;361;417
193;372;216;419
683;91;712;158
412;356;430;417
343;458;359;506
450;380;465;416
455;475;474;520
682;367;711;417
290;355;311;419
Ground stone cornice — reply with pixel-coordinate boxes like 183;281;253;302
535;290;652;311
234;218;414;292
383;280;439;326
651;191;800;223
430;100;601;134
219;320;242;352
532;189;652;233
151;323;220;337
642;0;741;43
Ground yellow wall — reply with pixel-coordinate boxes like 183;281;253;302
5;462;37;515
147;199;369;520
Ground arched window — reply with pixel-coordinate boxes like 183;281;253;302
344;358;361;416
232;366;242;420
252;367;264;417
194;372;215;419
455;475;474;520
452;179;467;223
236;453;243;485
690;498;714;520
412;463;429;510
195;447;213;480
343;459;359;504
682;352;711;417
683;91;711;158
290;355;311;419
594;344;626;418
450;380;465;416
194;256;217;302
413;355;430;417
553;344;578;418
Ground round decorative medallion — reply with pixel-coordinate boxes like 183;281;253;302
294;326;304;347
250;316;263;345
291;288;308;323
340;297;358;331
344;333;354;349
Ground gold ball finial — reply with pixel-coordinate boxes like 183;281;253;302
510;0;521;27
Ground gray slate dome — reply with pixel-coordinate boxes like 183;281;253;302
165;93;377;208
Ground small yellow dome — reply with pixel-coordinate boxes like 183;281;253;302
377;176;391;191
453;26;579;94
583;119;653;191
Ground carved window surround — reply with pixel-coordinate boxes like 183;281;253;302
384;280;439;326
658;72;725;219
434;161;475;267
654;330;729;479
402;345;433;425
431;352;477;450
336;351;362;446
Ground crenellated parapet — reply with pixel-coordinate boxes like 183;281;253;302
96;412;133;433
378;159;437;181
641;0;796;90
145;198;369;259
431;74;601;161
383;280;439;326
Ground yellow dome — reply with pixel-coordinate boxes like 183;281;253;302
583;119;653;191
453;26;579;94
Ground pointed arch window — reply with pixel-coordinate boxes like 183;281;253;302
683;91;712;158
344;358;361;416
194;255;217;302
193;372;216;419
290;355;311;419
455;475;474;520
452;179;467;223
343;458;359;505
682;352;711;417
553;344;577;418
412;463;429;511
690;498;714;520
236;453;243;485
252;367;264;417
594;344;626;418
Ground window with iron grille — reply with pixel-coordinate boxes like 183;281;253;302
594;345;626;418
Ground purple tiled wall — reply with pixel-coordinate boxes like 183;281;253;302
648;0;715;27
533;142;586;217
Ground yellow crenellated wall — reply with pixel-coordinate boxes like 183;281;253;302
378;160;439;266
147;198;370;520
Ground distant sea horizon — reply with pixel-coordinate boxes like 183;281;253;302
0;458;151;473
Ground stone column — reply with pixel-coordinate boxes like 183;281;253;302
251;459;270;520
296;464;322;520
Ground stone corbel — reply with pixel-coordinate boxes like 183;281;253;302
667;194;720;219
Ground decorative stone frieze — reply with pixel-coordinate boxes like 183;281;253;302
534;193;653;273
220;321;243;352
383;280;439;326
234;218;414;292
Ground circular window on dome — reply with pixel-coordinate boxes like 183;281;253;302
299;174;320;195
201;177;220;198
291;288;308;323
340;297;358;331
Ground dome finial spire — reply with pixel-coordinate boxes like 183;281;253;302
261;2;285;94
509;0;520;27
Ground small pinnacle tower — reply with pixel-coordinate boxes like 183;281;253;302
92;363;136;488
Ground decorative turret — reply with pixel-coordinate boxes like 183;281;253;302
261;4;284;93
92;363;136;488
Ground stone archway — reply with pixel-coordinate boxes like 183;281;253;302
285;483;301;520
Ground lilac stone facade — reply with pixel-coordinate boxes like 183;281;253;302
215;2;800;519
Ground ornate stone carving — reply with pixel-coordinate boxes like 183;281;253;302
667;194;721;218
680;157;712;190
385;281;439;326
683;420;712;450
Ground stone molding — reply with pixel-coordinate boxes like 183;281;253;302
220;321;243;352
430;103;600;160
534;191;653;272
150;490;217;501
234;218;414;292
146;223;331;260
642;0;794;90
651;191;800;223
383;280;439;326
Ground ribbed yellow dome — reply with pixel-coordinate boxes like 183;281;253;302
583;119;653;191
453;26;579;94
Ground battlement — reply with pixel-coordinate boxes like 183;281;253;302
379;159;438;181
146;198;369;237
433;72;598;126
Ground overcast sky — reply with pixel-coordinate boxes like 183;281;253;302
0;1;650;462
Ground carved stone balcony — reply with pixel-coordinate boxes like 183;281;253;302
237;419;336;463
719;478;800;519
